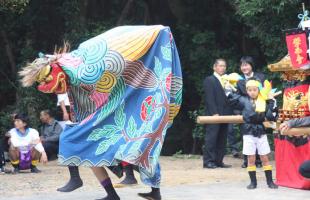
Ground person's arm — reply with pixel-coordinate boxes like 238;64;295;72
265;99;278;121
236;80;247;96
226;92;245;111
287;117;310;128
31;129;48;163
44;122;62;142
59;101;69;121
203;78;218;115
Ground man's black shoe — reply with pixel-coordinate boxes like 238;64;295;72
217;163;232;168
232;151;240;158
203;163;217;169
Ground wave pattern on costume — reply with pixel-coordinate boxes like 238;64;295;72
54;26;183;188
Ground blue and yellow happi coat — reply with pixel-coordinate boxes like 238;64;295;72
57;25;182;187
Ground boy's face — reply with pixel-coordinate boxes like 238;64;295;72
246;86;259;99
14;119;27;130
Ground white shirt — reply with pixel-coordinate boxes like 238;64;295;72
9;128;45;153
213;72;225;87
57;93;70;106
244;72;254;80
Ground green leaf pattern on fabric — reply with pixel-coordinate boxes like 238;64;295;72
161;44;172;62
115;101;126;129
87;125;119;141
95;134;122;155
126;116;139;138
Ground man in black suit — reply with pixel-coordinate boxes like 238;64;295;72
236;56;265;168
203;58;232;169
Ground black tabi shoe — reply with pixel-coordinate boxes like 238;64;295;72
138;188;161;200
57;166;83;192
119;165;138;185
265;170;278;189
247;171;257;190
30;166;41;173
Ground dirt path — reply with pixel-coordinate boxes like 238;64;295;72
0;156;307;199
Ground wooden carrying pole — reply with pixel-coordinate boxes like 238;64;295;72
197;115;244;124
197;115;310;136
196;115;274;128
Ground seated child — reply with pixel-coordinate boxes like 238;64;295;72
226;79;278;189
9;113;48;173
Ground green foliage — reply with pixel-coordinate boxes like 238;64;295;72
0;0;29;13
0;0;306;154
232;0;301;61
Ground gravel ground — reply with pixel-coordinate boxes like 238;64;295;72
0;156;308;200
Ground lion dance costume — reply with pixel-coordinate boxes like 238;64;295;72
19;25;182;195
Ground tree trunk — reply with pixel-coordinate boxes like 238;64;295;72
1;29;16;78
117;0;134;25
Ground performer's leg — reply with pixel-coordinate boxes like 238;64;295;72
30;148;41;173
92;167;120;200
116;162;137;187
203;124;220;168
299;160;310;179
57;166;83;192
260;155;278;189
9;146;20;173
247;155;257;189
137;163;161;200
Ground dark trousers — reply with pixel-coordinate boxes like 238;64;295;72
299;160;310;178
43;141;59;160
227;124;239;153
0;139;5;167
204;124;228;165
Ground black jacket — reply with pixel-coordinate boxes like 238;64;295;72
237;72;266;96
203;75;232;116
228;93;277;137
